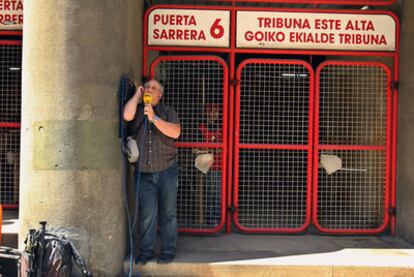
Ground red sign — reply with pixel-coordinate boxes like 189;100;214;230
237;11;396;51
0;0;23;30
148;8;230;47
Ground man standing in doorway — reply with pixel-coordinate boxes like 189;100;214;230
198;103;222;225
123;79;181;264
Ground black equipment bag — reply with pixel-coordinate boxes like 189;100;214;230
22;221;93;277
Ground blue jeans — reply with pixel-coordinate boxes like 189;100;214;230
137;163;178;257
205;170;221;224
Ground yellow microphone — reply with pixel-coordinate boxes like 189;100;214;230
143;91;152;105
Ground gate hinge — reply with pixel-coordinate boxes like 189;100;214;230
228;205;237;213
231;79;239;86
388;207;396;215
390;81;399;90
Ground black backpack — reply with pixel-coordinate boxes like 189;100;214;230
22;221;93;277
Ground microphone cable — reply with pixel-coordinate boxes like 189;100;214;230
119;76;149;277
131;91;151;231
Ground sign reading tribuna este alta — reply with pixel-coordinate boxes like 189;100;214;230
147;7;397;52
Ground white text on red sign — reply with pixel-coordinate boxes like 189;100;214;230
237;11;396;51
0;0;23;30
148;9;230;48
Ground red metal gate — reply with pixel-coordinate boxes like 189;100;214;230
150;56;228;233
0;36;22;209
143;4;399;235
233;59;314;233
313;61;391;234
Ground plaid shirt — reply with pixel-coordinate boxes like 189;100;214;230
131;102;180;173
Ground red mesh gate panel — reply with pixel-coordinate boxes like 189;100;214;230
234;59;313;233
150;56;228;233
0;40;22;209
314;61;391;234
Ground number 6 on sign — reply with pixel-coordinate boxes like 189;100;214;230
148;9;230;47
210;18;224;39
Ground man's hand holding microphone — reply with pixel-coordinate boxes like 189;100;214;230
123;83;154;122
136;83;155;122
142;89;155;123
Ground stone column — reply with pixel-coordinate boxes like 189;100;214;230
19;1;143;275
397;0;414;244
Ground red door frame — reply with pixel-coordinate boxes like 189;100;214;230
233;59;314;233
149;56;229;234
313;61;392;234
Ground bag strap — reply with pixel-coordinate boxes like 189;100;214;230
44;233;93;277
68;240;93;277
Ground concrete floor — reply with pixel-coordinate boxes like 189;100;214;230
171;233;414;263
126;232;414;276
3;211;414;276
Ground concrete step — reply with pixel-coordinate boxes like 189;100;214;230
124;234;414;277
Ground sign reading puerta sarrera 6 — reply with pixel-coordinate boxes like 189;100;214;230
147;7;397;52
0;0;23;29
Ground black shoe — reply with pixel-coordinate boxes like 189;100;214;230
157;254;175;264
135;255;153;265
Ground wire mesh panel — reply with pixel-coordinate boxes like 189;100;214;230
0;40;22;209
316;150;386;230
314;62;390;233
238;62;311;145
0;128;20;206
0;43;21;123
234;59;313;232
318;64;388;146
237;149;308;230
150;56;228;233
